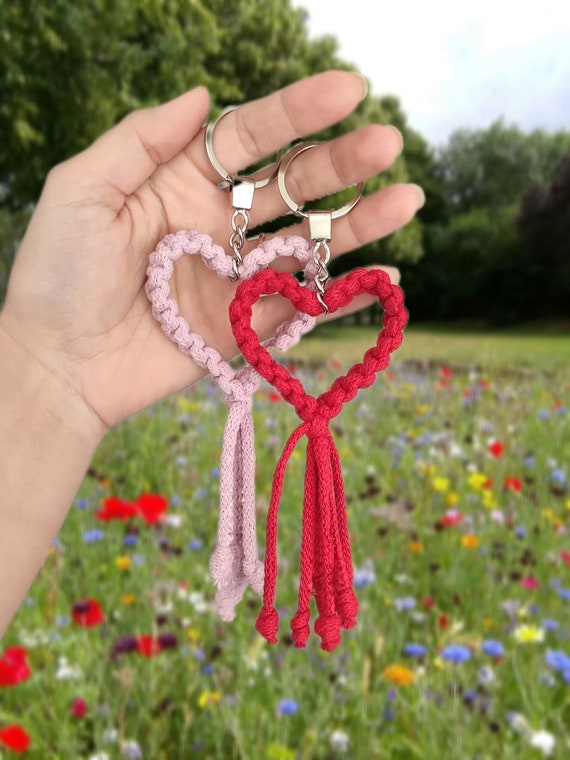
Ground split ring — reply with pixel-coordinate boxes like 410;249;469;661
277;142;364;220
205;105;283;189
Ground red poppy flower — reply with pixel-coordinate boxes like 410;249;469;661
136;635;162;657
504;476;523;492
70;697;88;718
440;510;464;527
72;598;105;627
135;494;168;525
559;551;570;565
0;648;31;687
521;576;539;590
438;614;450;630
268;391;281;403
422;596;436;609
488;440;504;458
0;725;31;752
95;496;138;521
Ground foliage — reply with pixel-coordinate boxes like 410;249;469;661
518;154;570;317
435;119;570;215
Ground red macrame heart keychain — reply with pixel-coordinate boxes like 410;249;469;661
229;144;408;651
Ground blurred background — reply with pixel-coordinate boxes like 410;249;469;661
1;0;569;326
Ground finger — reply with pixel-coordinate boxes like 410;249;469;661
194;70;368;182
58;87;211;205
246;124;404;228
246;183;424;275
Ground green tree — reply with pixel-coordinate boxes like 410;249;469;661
435;119;570;214
0;0;347;211
518;154;570;317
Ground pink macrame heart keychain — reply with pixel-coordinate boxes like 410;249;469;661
230;143;408;651
145;113;321;621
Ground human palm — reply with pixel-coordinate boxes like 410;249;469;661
1;71;422;429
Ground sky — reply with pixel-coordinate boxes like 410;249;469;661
294;0;570;147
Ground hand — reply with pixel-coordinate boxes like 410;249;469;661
0;70;423;432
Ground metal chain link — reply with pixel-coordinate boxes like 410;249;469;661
229;209;250;281
313;240;331;313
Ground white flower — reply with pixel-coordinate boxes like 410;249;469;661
164;514;183;528
103;728;119;743
188;591;208;613
529;730;556;756
330;729;350;753
55;656;82;680
89;754;110;760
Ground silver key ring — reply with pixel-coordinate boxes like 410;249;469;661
205;105;282;190
277;142;364;314
277;142;364;223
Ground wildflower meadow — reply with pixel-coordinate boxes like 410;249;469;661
1;325;569;759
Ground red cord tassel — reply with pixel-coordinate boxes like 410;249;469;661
230;268;407;651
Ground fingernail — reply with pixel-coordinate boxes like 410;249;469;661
385;124;404;154
409;183;426;209
384;266;401;285
353;72;369;100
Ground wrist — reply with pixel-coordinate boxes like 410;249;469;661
0;312;106;451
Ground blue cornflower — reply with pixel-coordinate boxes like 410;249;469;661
542;618;559;631
75;498;89;509
210;467;220;478
545;650;570;672
83;529;105;543
402;643;427;657
440;644;472;663
354;566;376;589
551;469;566;485
170;495;181;507
481;639;505;658
278;698;299;715
189;538;203;551
123;535;138;547
523;455;535;467
202;664;214;676
393;596;416;612
514;525;527;538
538;409;550;420
558;588;570;601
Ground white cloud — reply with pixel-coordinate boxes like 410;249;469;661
295;0;570;145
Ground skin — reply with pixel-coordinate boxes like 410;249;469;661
0;70;424;637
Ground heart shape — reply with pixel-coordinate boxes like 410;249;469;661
229;267;407;650
145;230;320;392
230;267;408;417
145;230;320;622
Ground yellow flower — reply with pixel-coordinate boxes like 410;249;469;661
445;492;459;507
266;744;296;760
121;594;136;605
565;499;570;511
481;490;497;509
382;664;415;686
468;472;488;491
409;541;424;554
512;624;544;644
432;476;450;492
483;617;494;628
198;690;221;708
419;462;436;477
186;627;201;643
461;534;480;549
415;404;432;416
115;556;131;571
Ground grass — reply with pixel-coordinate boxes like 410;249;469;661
1;326;569;759
283;322;570;371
